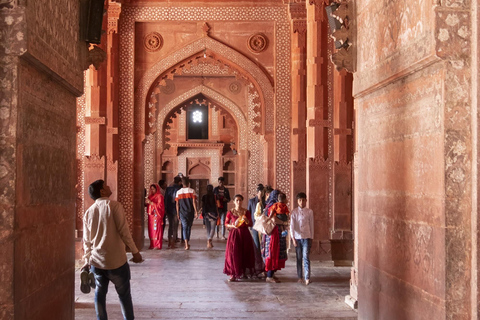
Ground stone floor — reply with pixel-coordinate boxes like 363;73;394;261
75;221;358;319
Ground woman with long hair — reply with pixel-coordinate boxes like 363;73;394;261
202;184;218;248
145;183;165;250
262;189;289;283
224;194;255;282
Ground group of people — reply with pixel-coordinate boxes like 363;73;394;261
80;177;314;320
221;183;314;285
144;175;231;251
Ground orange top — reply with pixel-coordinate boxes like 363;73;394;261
270;202;289;216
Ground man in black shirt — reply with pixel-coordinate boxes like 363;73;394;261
164;176;182;248
213;177;231;240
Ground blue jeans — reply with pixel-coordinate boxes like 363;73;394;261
216;208;227;237
295;239;312;280
90;262;134;320
179;214;193;241
205;216;216;240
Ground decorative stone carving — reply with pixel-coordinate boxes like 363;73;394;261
202;22;211;36
86;45;107;70
309;154;330;170
144;32;163;52
107;2;121;34
229;81;242;94
247;33;269;53
334;160;351;173
331;47;355;72
159;79;175;94
85;154;105;169
85;116;106;125
309;119;331;127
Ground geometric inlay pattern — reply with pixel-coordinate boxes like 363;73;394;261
144;133;156;189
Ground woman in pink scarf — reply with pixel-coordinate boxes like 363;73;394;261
145;183;165;249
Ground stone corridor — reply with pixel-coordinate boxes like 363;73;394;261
74;221;357;319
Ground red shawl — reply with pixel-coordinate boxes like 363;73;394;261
148;184;165;218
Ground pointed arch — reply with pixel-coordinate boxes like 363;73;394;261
188;162;211;178
156;85;248;152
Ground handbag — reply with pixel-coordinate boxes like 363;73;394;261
252;215;276;235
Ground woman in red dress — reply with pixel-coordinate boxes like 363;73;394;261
145;183;165;249
224;194;255;281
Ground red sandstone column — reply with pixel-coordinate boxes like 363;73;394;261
331;70;353;240
105;2;121;200
289;1;307;203
306;0;332;257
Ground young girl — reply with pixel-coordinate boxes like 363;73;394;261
223;194;255;282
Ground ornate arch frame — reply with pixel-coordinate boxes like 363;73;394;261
157;85;248;151
144;85;247;191
118;5;291;223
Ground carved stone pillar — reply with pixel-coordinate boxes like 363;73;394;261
332;70;353;240
289;1;307;202
306;0;331;257
106;1;121;199
264;133;275;186
76;0;120;245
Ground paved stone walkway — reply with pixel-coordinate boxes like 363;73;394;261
75;221;357;319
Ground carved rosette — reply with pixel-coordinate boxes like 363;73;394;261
144;32;163;52
229;81;242;94
159;79;175;94
247;33;269;53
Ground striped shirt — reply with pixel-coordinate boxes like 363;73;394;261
175;187;197;216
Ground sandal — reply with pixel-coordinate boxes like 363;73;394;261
80;269;91;294
228;276;237;282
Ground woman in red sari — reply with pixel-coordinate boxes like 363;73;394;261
145;183;165;249
262;189;289;283
224;194;255;281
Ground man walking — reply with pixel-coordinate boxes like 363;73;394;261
213;177;231;239
83;180;143;320
164;176;182;248
175;176;198;250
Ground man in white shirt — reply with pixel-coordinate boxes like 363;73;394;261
290;192;314;285
83;180;143;320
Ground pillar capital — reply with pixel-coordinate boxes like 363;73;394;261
307;0;329;22
289;0;306;21
107;2;122;34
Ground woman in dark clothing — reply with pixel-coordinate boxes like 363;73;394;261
202;185;218;248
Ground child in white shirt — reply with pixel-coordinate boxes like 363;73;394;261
290;192;314;285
